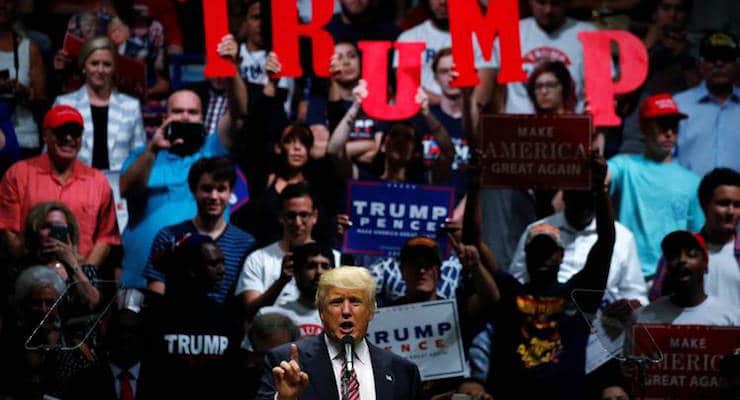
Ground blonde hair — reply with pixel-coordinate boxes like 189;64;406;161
78;36;116;70
316;266;377;313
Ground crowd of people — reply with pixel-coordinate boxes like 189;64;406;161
0;0;738;399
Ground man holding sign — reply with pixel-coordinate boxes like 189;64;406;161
257;267;422;400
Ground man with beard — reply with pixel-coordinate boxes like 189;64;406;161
607;93;704;278
0;105;120;267
628;230;740;330
118;34;247;290
256;242;335;337
142;157;256;304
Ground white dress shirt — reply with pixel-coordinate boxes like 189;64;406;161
508;212;648;304
110;362;141;398
325;335;376;400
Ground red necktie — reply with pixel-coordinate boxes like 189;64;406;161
341;361;360;400
119;370;134;400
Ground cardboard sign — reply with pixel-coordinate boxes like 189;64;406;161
480;114;592;189
579;30;648;127
343;181;454;256
202;0;237;77
368;299;468;381
448;0;525;86
271;0;334;78
359;41;424;121
631;324;739;399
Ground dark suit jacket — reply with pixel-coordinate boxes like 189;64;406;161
256;333;422;400
64;363;145;400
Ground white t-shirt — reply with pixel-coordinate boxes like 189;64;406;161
497;17;597;114
258;301;324;337
636;296;740;326
508;212;648;304
394;20;497;95
234;241;341;306
238;45;294;114
704;238;740;308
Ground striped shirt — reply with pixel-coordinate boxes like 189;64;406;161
143;220;256;303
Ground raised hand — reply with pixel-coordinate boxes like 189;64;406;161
272;343;309;400
415;86;429;115
279;252;295;282
590;151;608;192
265;51;282;81
216;34;239;63
351;79;368;105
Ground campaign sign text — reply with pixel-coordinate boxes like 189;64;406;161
480;115;592;189
632;324;739;399
343;181;454;256
368;299;467;381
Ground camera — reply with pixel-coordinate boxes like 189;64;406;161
49;224;69;242
166;121;206;155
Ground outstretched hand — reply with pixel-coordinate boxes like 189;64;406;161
272;343;309;400
590;151;608;193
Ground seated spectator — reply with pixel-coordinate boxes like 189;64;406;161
242;313;301;399
674;31;740;176
308;40;377;159
257;242;335;337
485;154;615;399
139;234;242;398
625;231;740;355
54;36;145;172
0;0;47;158
619;0;698;155
235;183;340;318
238;0;294;116
118;33;247;290
143;157;256;304
325;0;400;43
607;93;704;277
650;168;740;306
64;307;145;400
0;265;97;398
20;201;101;311
0;105;120;267
240;123;338;247
509;189;648;307
494;0;597;114
422;48;468;203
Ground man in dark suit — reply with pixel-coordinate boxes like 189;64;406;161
257;266;422;400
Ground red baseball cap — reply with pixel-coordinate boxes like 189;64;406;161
42;105;84;131
639;93;688;121
661;231;708;262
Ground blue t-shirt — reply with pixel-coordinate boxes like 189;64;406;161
142;220;255;303
120;133;228;288
426;105;469;202
607;154;704;276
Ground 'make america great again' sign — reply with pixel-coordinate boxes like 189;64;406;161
480;115;592;189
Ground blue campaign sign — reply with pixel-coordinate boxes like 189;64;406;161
343;181;455;256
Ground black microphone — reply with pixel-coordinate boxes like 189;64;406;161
342;334;354;373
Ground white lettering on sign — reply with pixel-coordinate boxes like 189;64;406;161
163;334;229;355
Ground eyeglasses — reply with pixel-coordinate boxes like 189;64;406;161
534;81;561;92
281;211;314;221
653;117;679;132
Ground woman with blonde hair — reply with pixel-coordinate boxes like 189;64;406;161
53;35;145;172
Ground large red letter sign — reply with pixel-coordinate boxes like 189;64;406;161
359;41;425;121
271;0;334;77
579;30;648;126
203;0;237;77
448;0;525;86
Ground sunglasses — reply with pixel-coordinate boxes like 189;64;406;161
51;124;83;139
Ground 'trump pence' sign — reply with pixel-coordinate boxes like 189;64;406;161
343;181;454;256
368;299;467;381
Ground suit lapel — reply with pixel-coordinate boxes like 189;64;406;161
369;342;393;400
302;334;339;400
